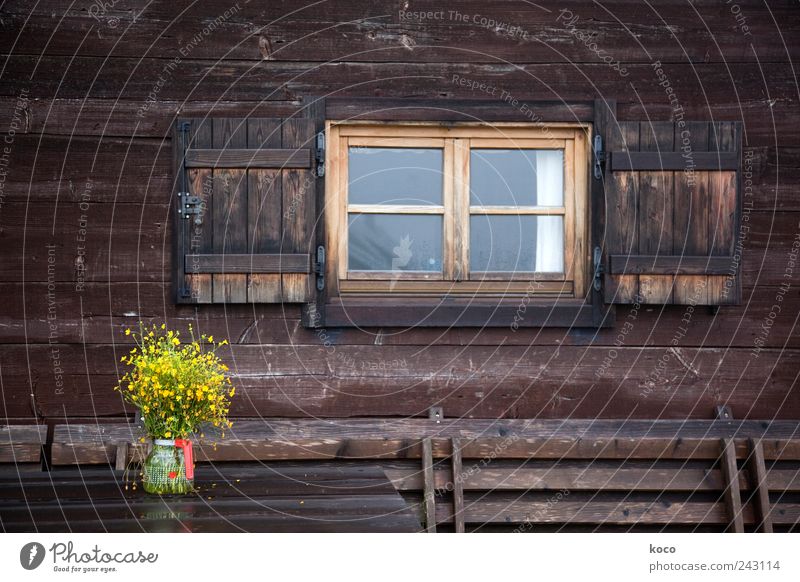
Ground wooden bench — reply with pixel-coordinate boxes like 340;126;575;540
48;418;800;532
0;462;422;532
396;436;800;532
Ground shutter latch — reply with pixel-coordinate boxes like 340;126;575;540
314;245;326;291
592;246;604;292
593;134;605;180
178;192;203;225
315;131;325;177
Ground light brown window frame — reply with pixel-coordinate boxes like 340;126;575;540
325;122;590;299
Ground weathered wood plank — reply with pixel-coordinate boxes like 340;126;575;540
432;498;799;526
247;118;284;302
605;121;639;302
708;123;740;305
611;151;738;171
609;256;734;275
8;342;798;419
50;420;800;465
673;123;711;304
2;1;799;63
720;438;745;533
422;438;436;533
747;439;773;533
4;99;798;150
1;282;798;349
185;148;311;169
386;461;800;493
451;438;465;533
211;118;248;302
280;118;315;302
0;425;46;463
325;301;600;328
3;59;798;105
185;254;310;274
637;121;675;304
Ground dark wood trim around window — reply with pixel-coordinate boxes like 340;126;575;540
324;297;611;328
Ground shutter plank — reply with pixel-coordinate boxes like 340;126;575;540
212;119;248;303
605;121;639;303
281;119;315;302
186;119;213;303
673;122;710;304
638;122;674;304
185;148;310;168
247;119;283;302
708;122;739;305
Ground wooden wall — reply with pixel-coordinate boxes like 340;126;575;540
1;1;798;422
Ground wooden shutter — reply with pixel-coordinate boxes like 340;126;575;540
601;118;742;305
172;116;319;304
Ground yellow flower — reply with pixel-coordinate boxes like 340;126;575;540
125;329;131;336
118;322;234;441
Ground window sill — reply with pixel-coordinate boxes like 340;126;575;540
320;297;613;328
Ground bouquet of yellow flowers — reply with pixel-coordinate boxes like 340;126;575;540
115;324;235;494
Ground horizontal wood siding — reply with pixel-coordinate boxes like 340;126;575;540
0;1;797;422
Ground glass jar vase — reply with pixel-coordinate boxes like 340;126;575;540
142;439;193;494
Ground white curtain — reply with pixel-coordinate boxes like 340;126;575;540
535;150;564;273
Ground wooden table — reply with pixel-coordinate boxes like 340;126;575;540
0;462;422;533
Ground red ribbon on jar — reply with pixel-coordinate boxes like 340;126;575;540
174;439;194;480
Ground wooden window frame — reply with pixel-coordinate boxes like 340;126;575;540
325;121;590;299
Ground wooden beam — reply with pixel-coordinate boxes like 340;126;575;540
609;255;735;275
185;254;310;274
610;151;738;171
184;148;311;168
431;499;771;526
422;438;436;533
326;98;595;123
719;438;745;533
323;302;606;328
747;438;773;533
385;462;800;493
51;420;800;465
451;438;465;533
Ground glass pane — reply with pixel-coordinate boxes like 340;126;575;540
470;149;563;207
349;147;443;205
470;215;564;272
348;214;442;272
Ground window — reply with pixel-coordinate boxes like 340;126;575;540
326;123;590;298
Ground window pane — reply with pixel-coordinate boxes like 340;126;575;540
349;147;443;205
348;214;442;272
470;215;563;272
470;149;563;207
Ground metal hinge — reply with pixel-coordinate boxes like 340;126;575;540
314;245;325;291
178;191;203;225
592;246;604;292
315;131;325;177
593;134;605;180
